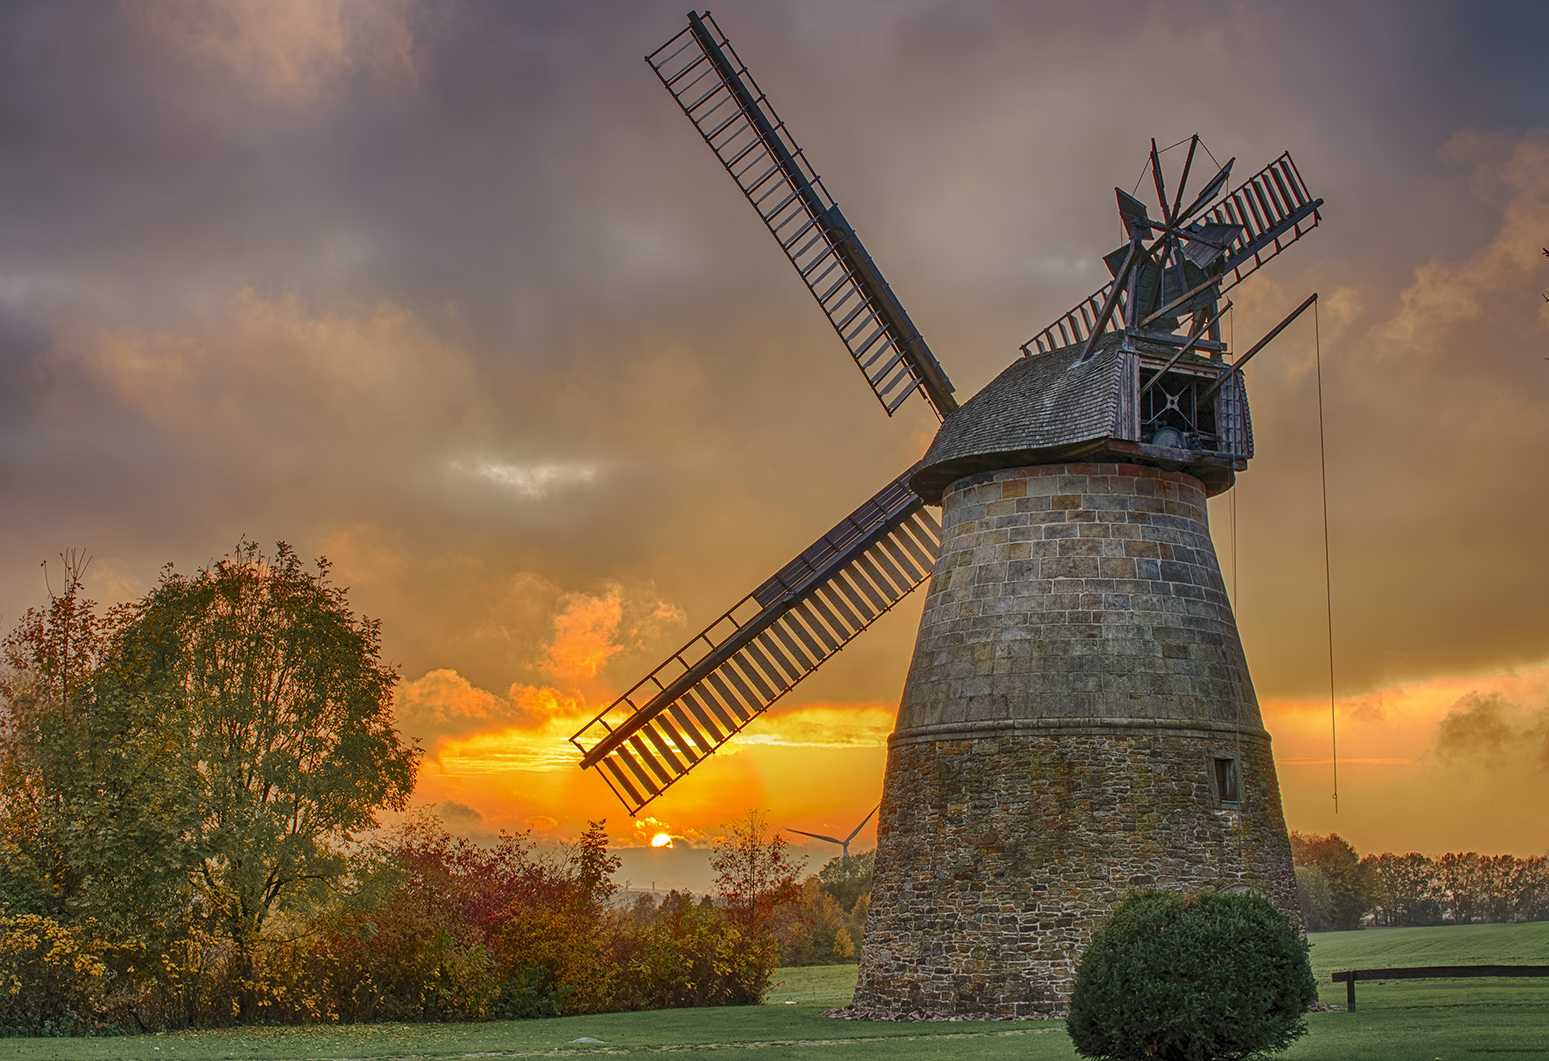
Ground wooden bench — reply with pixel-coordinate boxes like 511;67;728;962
1332;965;1549;1011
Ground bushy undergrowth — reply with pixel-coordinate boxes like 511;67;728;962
0;816;782;1033
0;914;116;1036
1067;889;1316;1061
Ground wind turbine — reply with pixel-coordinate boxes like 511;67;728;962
787;804;879;863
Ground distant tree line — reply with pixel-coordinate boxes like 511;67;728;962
1290;832;1549;931
0;547;795;1035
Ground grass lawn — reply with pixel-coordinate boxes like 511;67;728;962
5;923;1545;1060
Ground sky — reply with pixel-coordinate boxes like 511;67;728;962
2;0;1547;893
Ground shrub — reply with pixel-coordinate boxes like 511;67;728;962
0;914;114;1036
611;891;775;1010
1067;890;1317;1061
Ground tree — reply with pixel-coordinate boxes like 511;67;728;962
816;849;874;914
772;878;857;966
1292;864;1335;932
106;541;420;1012
1360;852;1442;927
709;810;805;937
1288;832;1369;930
1067;889;1317;1061
0;554;198;939
492;820;622;1015
310;813;523;1023
770;850;874;966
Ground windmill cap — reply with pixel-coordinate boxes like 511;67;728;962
909;336;1125;504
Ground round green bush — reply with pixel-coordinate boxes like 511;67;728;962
1067;889;1317;1061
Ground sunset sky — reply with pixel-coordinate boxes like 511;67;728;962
2;0;1546;893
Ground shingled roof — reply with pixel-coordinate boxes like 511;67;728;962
910;335;1124;503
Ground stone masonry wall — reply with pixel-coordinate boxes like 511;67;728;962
845;464;1298;1020
896;462;1259;733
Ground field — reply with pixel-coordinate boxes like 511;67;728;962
6;922;1545;1061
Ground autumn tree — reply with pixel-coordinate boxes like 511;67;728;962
2;542;420;1022
816;848;874;914
313;813;536;1022
710;810;805;937
771;850;875;966
613;890;773;1008
1361;852;1443;927
1289;832;1369;930
0;554;199;935
492;820;622;1015
107;541;420;1010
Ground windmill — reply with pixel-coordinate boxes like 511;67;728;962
787;804;880;864
571;11;1324;1018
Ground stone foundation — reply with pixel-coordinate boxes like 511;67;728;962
845;463;1297;1020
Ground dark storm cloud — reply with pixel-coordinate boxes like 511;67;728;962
1;0;1547;712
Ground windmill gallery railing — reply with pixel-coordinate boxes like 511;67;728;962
1023;153;1322;355
648;13;957;420
571;467;941;813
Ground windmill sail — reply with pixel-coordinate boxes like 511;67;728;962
647;12;957;420
571;466;941;813
1022;152;1322;355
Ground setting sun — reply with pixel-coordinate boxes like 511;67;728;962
650;833;673;848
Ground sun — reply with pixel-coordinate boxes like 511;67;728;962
650;833;673;848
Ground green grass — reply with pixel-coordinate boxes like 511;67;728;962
5;923;1546;1060
1306;920;1549;1006
765;964;863;1007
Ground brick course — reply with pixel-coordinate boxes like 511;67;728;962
843;463;1298;1021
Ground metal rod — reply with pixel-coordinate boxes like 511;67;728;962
1200;292;1318;402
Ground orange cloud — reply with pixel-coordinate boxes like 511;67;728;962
730;702;896;749
398;648;1549;869
509;682;587;722
394;668;507;737
1433;692;1549;771
541;588;625;680
434;724;582;774
533;582;687;686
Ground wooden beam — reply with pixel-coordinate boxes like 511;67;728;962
1076;237;1143;363
1138;301;1231;398
1200;292;1318;403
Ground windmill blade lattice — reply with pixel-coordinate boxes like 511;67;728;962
1023;152;1323;355
648;13;956;420
571;468;941;813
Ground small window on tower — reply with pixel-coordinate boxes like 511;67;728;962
1214;757;1241;804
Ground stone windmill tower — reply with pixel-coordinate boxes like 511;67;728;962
572;12;1324;1019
